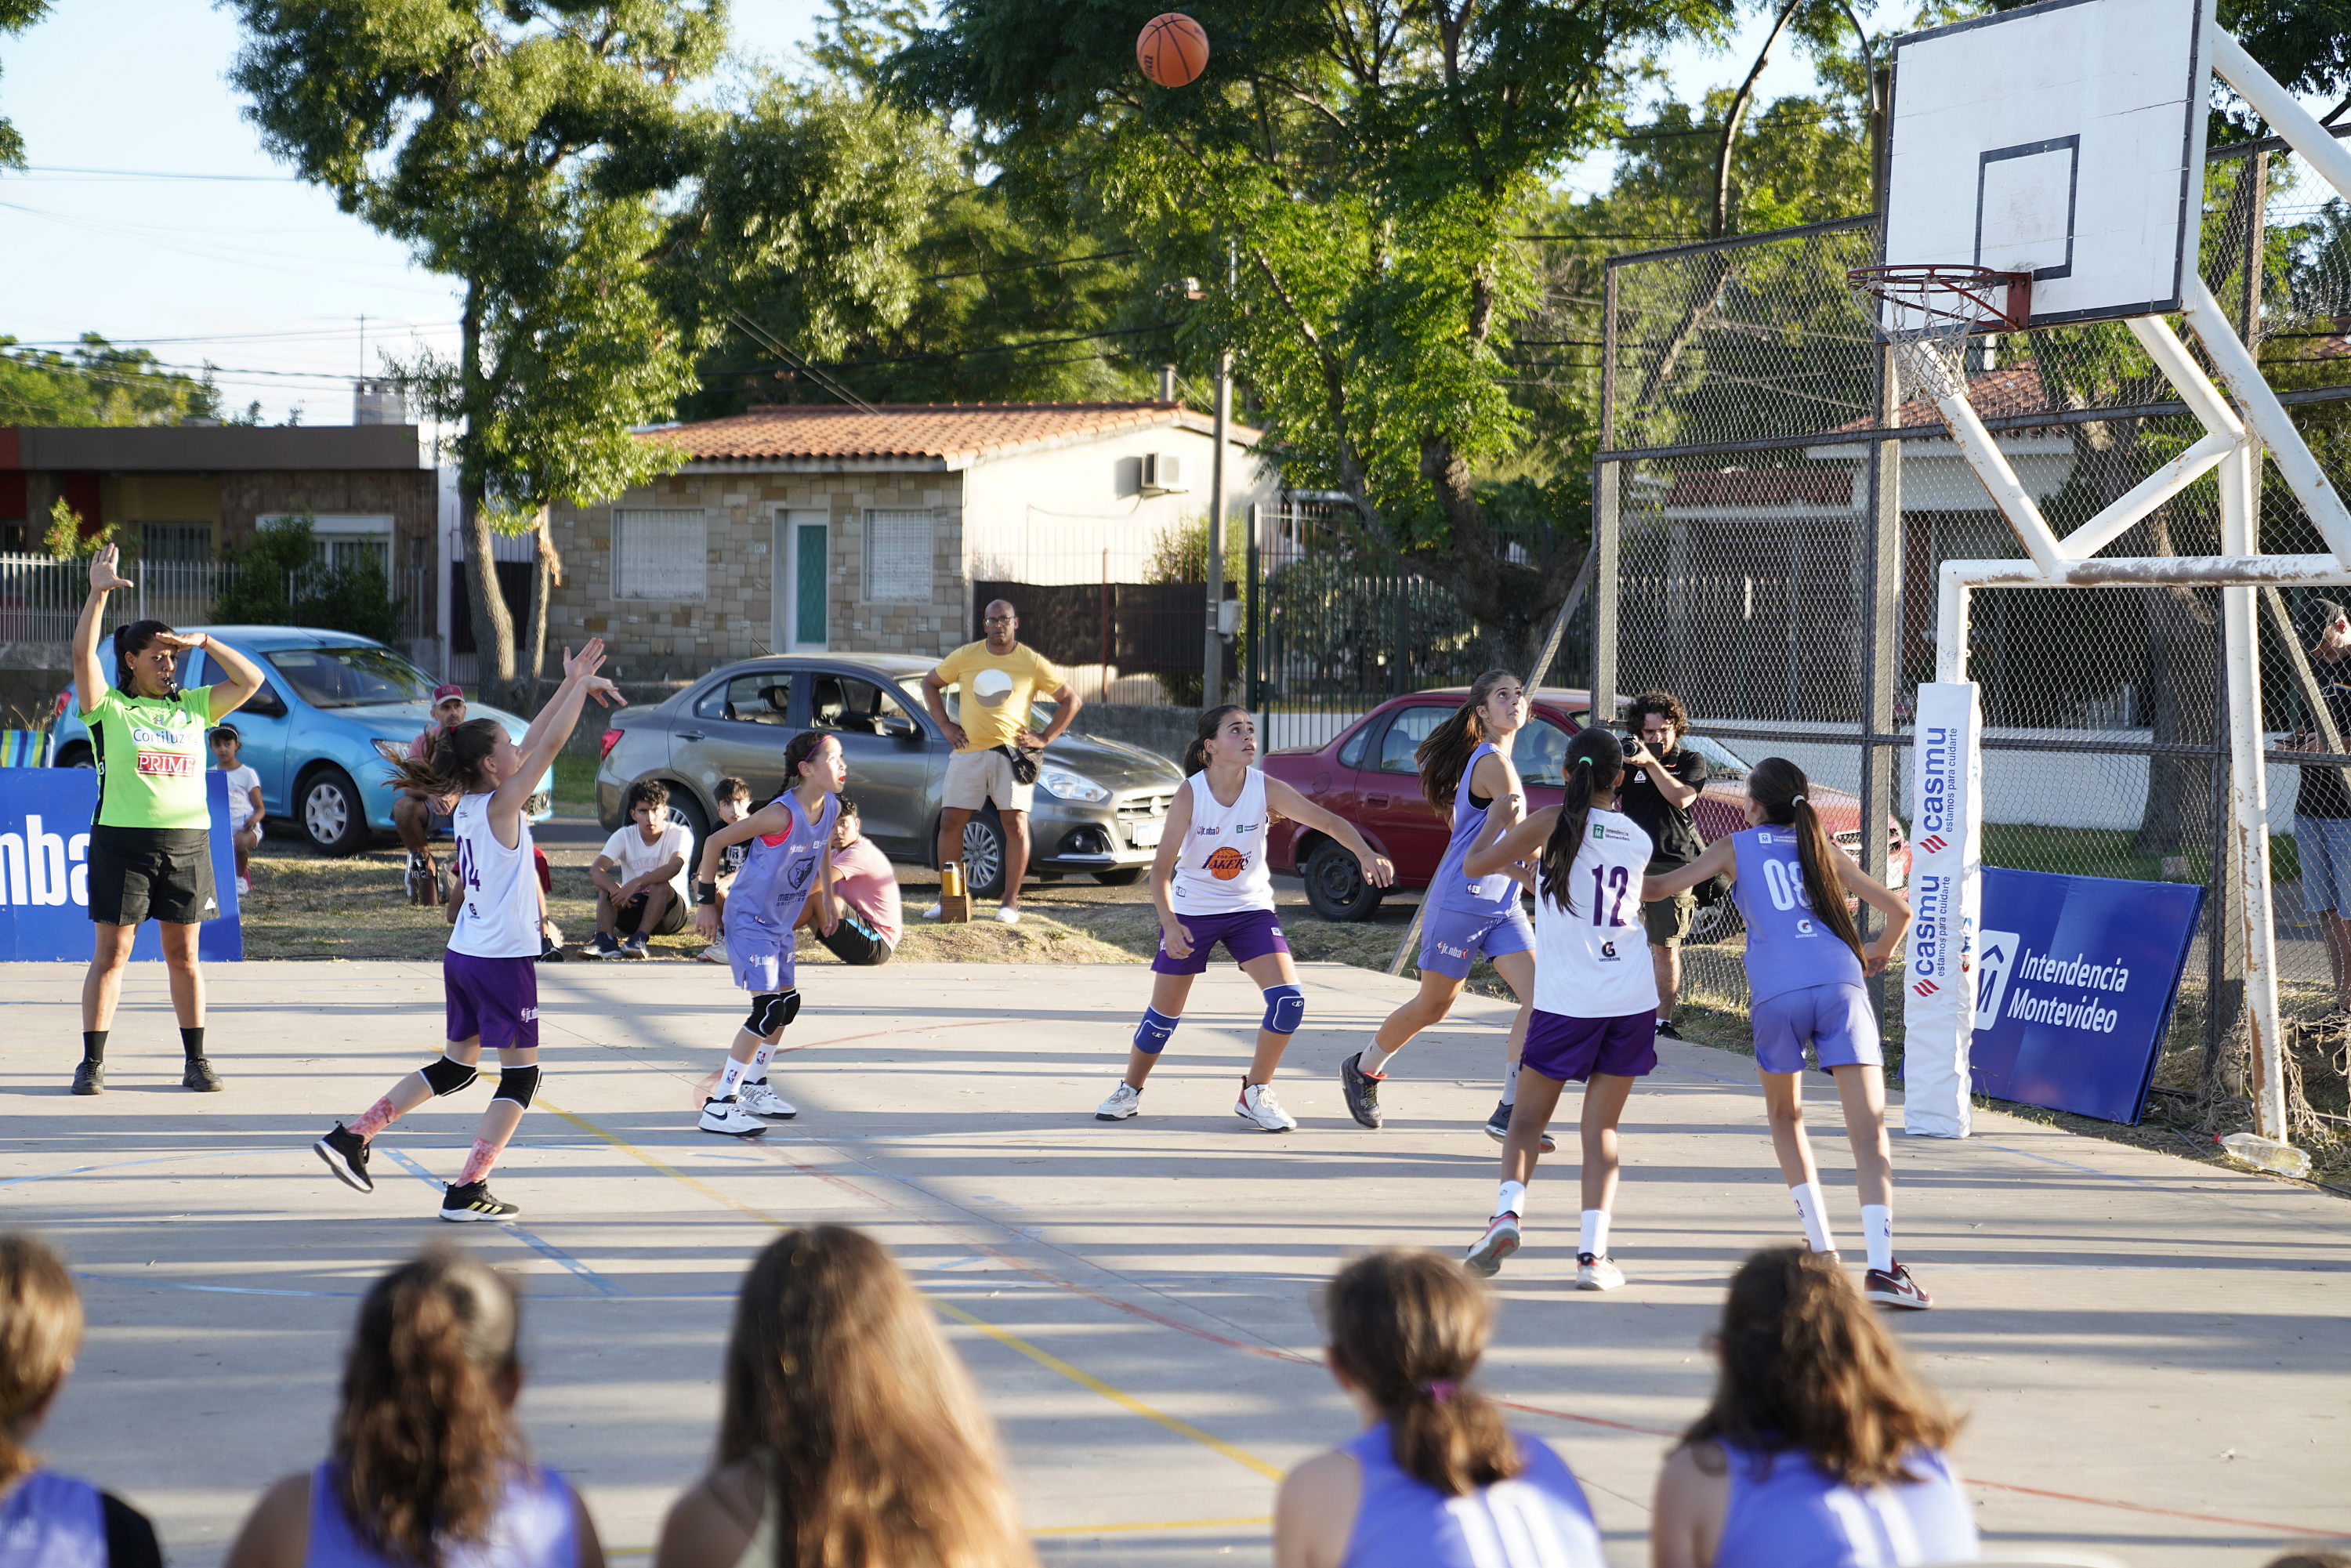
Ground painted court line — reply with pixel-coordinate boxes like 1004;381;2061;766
378;1147;627;1296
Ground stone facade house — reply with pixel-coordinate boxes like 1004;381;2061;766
545;401;1272;683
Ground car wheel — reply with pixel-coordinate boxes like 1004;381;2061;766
56;742;92;769
662;786;710;852
299;766;371;856
1304;838;1385;922
959;808;1009;902
1092;866;1147;886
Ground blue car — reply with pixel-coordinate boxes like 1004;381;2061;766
45;625;553;856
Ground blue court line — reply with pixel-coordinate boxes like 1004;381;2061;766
377;1148;627;1296
2;1148;284;1188
69;1269;735;1302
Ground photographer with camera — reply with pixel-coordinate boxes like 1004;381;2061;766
1617;690;1711;1041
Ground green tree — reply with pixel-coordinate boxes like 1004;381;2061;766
228;0;730;704
889;0;1733;671
0;0;49;169
0;334;231;426
216;514;404;643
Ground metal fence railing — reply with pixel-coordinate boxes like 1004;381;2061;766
0;553;436;654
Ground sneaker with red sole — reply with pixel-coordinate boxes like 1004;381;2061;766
1463;1212;1521;1277
1864;1261;1933;1309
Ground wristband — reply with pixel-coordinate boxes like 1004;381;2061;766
694;880;717;906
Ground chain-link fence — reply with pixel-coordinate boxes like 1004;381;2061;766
1594;135;2351;1098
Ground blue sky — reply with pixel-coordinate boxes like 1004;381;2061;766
0;2;1866;425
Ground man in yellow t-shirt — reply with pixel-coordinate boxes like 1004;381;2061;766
919;599;1082;923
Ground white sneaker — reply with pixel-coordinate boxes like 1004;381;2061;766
1576;1252;1625;1291
1234;1081;1297;1132
1465;1212;1521;1277
236;875;251;896
994;905;1022;925
695;942;728;964
738;1079;798;1120
698;1096;769;1138
922;902;944;920
1095;1082;1143;1121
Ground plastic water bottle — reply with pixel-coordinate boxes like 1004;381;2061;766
2219;1132;2311;1179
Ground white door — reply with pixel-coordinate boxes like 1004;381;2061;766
772;509;830;652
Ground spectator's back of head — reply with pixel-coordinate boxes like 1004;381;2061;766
2268;1553;2351;1568
720;1225;1033;1568
1324;1249;1521;1497
0;1233;82;1487
334;1248;522;1567
1684;1247;1957;1487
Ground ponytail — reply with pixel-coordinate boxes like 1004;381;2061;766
1415;668;1520;812
1183;704;1250;776
1746;758;1865;967
1538;727;1624;913
1324;1250;1520;1497
334;1248;522;1568
382;717;505;798
0;1233;84;1489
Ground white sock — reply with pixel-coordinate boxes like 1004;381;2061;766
750;1041;776;1081
1862;1204;1893;1273
1790;1182;1835;1253
1501;1061;1520;1106
717;1056;750;1099
1495;1180;1527;1219
1359;1042;1396;1077
1579;1209;1610;1258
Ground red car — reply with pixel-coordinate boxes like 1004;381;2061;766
1262;686;1911;925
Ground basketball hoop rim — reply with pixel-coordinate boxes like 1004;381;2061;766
1848;263;2033;334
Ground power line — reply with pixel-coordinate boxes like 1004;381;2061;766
922;248;1138;282
12;164;302;182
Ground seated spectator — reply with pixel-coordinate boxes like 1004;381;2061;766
1273;1249;1604;1568
585;780;692;961
225;1248;603;1568
393;685;469;900
0;1233;164;1568
1650;1246;1975;1568
654;1225;1032;1568
793;796;901;967
210;725;264;896
696;777;754;965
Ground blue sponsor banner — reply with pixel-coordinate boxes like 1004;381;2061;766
1968;867;2201;1124
0;769;243;961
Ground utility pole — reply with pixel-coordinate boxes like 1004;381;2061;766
1204;241;1235;705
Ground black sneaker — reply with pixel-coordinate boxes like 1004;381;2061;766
1864;1261;1933;1309
183;1057;223;1092
71;1060;104;1095
313;1124;374;1193
536;935;567;963
1655;1018;1686;1041
1339;1052;1384;1128
1482;1099;1557;1153
581;932;620;961
620;931;651;960
440;1181;520;1222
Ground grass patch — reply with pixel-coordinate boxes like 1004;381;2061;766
1982;822;2299;884
553;755;599;815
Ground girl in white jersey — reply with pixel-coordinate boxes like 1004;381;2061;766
312;642;621;1222
1092;704;1394;1132
1458;726;1655;1287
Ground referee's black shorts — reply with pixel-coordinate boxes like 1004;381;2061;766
87;825;216;926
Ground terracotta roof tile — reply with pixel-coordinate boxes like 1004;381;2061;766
641;401;1253;462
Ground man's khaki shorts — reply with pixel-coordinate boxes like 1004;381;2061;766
1644;886;1695;947
944;747;1034;812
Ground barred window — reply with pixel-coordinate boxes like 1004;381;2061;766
614;509;708;601
863;509;934;604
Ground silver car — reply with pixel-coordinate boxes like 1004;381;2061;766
595;654;1183;898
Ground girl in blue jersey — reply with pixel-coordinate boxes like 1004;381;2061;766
224;1248;605;1568
690;731;846;1138
1273;1249;1605;1568
1651;1248;1973;1568
1642;759;1927;1308
1339;671;1549;1146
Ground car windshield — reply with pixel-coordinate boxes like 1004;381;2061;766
899;676;1052;731
1677;733;1751;779
266;646;437;709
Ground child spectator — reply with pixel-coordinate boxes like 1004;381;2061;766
1273;1248;1603;1568
0;1233;164;1568
585;780;692;960
225;1247;603;1568
1650;1247;1975;1568
695;778;754;965
210;725;264;896
795;796;901;966
654;1225;1033;1568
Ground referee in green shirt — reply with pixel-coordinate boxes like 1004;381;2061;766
71;544;266;1094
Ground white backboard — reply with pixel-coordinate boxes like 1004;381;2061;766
1882;0;2208;327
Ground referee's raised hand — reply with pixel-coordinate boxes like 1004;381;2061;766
87;542;133;593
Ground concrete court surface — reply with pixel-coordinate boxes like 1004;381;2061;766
3;957;2347;1568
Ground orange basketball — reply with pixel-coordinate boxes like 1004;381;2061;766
1206;846;1247;880
1137;12;1208;88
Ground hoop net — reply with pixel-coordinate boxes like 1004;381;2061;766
1846;264;2030;405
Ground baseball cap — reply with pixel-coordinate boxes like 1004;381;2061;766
431;683;465;703
2300;598;2348;652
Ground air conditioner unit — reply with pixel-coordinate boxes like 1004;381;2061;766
1140;452;1189;494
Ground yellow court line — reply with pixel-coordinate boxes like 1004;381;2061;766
536;1098;1285;1484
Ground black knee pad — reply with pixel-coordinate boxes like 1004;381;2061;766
492;1064;542;1109
420;1054;478;1097
745;989;801;1036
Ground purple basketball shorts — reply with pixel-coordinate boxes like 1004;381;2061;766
1418;901;1534;980
1520;1007;1657;1084
444;951;540;1052
1749;981;1882;1075
1152;907;1290;976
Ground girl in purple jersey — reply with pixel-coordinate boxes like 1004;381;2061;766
1338;671;1551;1148
1652;1248;1972;1568
1273;1249;1605;1568
1642;759;1927;1308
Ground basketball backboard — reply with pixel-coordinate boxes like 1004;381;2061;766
1882;0;2208;328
